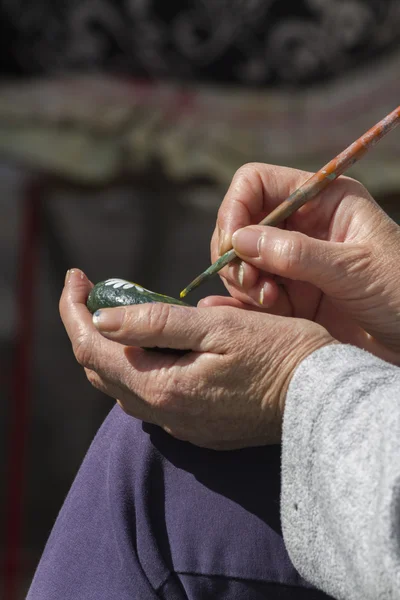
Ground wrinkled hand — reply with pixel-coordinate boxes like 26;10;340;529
60;269;333;449
212;163;400;363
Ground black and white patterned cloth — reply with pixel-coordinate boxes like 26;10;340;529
1;0;400;85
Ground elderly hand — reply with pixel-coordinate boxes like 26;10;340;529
60;269;333;449
212;163;400;363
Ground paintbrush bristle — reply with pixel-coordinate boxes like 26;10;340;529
180;249;238;298
180;273;208;298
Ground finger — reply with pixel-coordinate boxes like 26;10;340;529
242;278;292;314
60;271;208;407
211;243;261;302
59;268;93;328
221;276;283;309
217;163;310;255
92;302;233;353
197;295;261;310
211;226;267;292
212;226;267;297
59;268;97;359
60;268;132;374
216;165;371;256
232;225;368;295
197;295;280;314
210;224;220;263
197;285;292;316
225;259;259;291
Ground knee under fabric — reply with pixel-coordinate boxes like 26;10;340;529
27;405;332;600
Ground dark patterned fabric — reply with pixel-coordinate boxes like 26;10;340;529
1;0;400;85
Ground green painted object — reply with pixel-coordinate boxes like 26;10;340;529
86;278;190;314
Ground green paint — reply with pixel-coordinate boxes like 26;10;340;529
87;278;190;313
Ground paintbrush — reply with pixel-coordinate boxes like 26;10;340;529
180;104;400;299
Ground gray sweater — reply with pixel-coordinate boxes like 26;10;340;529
281;344;400;600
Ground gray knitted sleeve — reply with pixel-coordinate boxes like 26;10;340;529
281;344;400;600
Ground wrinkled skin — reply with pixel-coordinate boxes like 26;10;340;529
60;164;400;449
60;269;332;449
210;163;400;365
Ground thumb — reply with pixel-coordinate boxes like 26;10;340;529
92;302;232;353
232;225;365;294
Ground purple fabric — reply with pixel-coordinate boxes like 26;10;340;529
27;406;332;599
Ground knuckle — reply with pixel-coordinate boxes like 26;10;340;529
218;164;260;216
175;376;202;409
73;330;94;367
116;397;159;425
232;163;263;196
148;376;174;410
270;234;304;274
144;302;171;339
220;312;238;336
235;162;263;178
160;376;183;409
341;175;366;194
334;243;372;276
116;400;135;418
151;373;200;415
339;176;372;203
58;295;65;319
207;309;235;339
163;425;191;443
85;368;102;390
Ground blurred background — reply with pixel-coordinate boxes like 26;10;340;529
1;1;400;598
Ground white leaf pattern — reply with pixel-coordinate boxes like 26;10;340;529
105;278;143;291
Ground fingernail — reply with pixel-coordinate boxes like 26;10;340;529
238;262;245;287
228;263;237;284
259;285;266;305
93;308;125;332
232;228;260;258
219;230;231;256
64;268;77;285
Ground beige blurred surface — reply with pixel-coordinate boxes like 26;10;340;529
0;48;399;191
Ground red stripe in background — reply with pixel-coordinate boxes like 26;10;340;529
4;178;41;600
